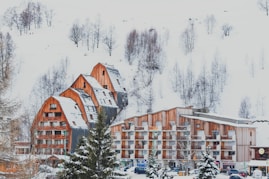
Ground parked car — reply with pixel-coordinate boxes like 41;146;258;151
228;169;239;175
229;174;244;179
134;167;146;174
238;170;248;177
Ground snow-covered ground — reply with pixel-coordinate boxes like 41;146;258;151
129;173;268;179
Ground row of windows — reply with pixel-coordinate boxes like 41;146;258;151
39;121;66;127
43;112;62;117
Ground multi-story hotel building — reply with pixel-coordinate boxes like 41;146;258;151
110;107;256;171
30;63;128;165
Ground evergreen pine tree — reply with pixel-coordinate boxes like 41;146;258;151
58;136;90;179
87;108;117;178
197;148;220;179
146;149;159;178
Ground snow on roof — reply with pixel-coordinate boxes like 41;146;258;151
83;74;118;107
53;96;88;129
104;64;126;93
83;74;103;88
194;112;251;124
182;115;255;128
71;88;98;123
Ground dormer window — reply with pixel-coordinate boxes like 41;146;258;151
102;70;105;76
116;79;120;85
103;91;106;96
83;82;86;88
50;104;57;110
103;85;108;89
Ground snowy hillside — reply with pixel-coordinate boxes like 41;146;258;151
0;0;269;120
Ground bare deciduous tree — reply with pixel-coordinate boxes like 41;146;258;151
204;14;216;34
69;22;83;47
222;23;232;37
239;97;252;119
93;15;102;49
102;25;116;56
125;29;139;65
30;58;69;114
181;21;195;54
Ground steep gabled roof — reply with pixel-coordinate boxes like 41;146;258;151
103;63;126;93
53;96;88;129
71;88;98;123
82;74;118;108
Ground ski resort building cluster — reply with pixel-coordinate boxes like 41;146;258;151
1;62;265;177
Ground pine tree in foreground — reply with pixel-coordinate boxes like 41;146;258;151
197;149;220;179
146;149;159;178
57;109;117;179
58;136;90;179
87;108;117;178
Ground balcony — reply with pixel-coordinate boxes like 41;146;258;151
135;144;144;149
191;145;202;150
122;135;131;140
136;155;145;159
206;135;220;140
135;125;148;130
211;145;220;150
122;154;130;158
36;134;66;140
163;155;173;160
36;126;66;130
122;145;130;149
162;145;172;150
191;135;205;140
163;135;173;140
177;136;189;141
221;135;236;141
221;155;233;160
221;146;234;150
177;126;190;131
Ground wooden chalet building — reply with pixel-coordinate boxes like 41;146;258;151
110;107;256;171
91;63;128;110
30;63;127;162
70;74;118;124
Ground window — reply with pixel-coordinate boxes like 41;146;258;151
55;112;61;117
90;114;93;119
250;131;252;136
72;121;76;126
50;104;57;110
102;70;105;75
46;131;52;135
55;131;61;135
103;91;106;96
60;121;66;126
103;85;108;89
116;79;120;85
83;82;86;88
